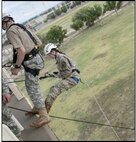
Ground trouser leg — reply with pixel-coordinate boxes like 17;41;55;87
25;72;50;127
25;71;45;108
2;104;21;138
45;79;77;113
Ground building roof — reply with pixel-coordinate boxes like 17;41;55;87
8;95;59;141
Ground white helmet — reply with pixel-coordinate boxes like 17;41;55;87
44;43;57;55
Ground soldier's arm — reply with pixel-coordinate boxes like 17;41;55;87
60;56;71;69
16;47;26;67
7;31;26;66
55;56;72;78
2;78;12;104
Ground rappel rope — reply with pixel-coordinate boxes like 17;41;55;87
5;75;133;140
81;78;121;140
8;106;134;131
8;106;134;130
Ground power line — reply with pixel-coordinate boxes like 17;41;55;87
8;106;134;131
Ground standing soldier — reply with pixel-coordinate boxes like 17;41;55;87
2;78;22;139
2;14;50;128
41;43;80;113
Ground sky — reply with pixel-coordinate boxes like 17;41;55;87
2;1;63;23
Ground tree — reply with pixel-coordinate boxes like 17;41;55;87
102;3;108;15
61;5;67;13
64;1;71;4
70;2;77;9
54;8;62;16
105;1;123;15
85;7;98;27
70;20;84;31
72;7;89;22
94;4;102;18
47;12;56;19
72;4;103;28
93;4;103;25
106;1;116;11
75;1;82;6
116;1;123;10
45;25;67;46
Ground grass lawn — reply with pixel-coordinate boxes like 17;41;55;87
37;1;104;36
17;4;134;141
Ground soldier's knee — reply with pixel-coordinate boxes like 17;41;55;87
49;86;62;95
46;86;60;104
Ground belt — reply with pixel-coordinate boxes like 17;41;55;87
23;66;40;77
24;48;39;61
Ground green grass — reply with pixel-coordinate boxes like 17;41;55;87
37;1;104;36
17;4;134;141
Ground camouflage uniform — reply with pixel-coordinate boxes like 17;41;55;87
24;53;45;108
6;24;45;109
45;52;80;112
4;19;49;128
2;78;21;138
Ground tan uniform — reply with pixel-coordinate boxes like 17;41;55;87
45;52;80;113
6;24;50;128
6;24;42;53
6;24;45;108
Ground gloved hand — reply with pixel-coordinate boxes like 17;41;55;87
39;74;50;80
53;71;58;75
72;69;80;74
39;73;56;80
39;76;46;80
48;73;56;77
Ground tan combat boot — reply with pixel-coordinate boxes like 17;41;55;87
30;107;50;128
25;106;39;116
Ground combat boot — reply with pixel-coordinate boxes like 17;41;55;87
25;106;39;116
30;107;50;128
45;100;51;113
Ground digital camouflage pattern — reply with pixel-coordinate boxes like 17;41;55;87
45;52;80;110
5;21;49;127
2;78;21;138
45;78;78;107
7;23;45;109
2;104;21;137
24;54;45;108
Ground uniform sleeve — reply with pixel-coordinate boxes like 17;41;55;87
7;31;24;49
2;78;10;95
60;56;71;69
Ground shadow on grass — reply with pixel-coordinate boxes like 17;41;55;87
71;72;134;141
93;51;108;60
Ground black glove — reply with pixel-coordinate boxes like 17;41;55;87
39;76;46;80
48;73;56;77
39;74;56;80
72;69;80;74
39;75;50;80
53;71;58;75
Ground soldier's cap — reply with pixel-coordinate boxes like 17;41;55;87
2;15;14;22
